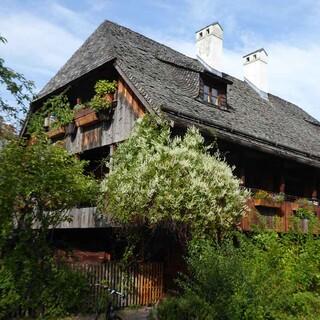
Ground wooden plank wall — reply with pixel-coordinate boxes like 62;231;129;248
72;262;163;307
64;78;145;154
240;199;320;233
54;207;115;229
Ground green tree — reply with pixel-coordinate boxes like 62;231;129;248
0;137;98;317
101;116;248;241
0;35;34;122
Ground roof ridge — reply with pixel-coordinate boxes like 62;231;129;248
102;19;200;65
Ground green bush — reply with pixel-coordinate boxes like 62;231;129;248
101;115;248;241
0;265;20;318
0;139;98;319
153;232;320;320
0;260;90;319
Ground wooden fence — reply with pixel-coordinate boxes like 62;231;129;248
71;262;164;307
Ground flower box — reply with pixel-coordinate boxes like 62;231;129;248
253;198;282;209
74;108;99;127
47;126;65;139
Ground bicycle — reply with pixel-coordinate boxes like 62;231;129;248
93;284;125;320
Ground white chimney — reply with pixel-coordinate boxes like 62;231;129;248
195;22;223;73
243;48;268;95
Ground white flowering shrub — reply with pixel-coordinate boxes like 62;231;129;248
101;116;249;239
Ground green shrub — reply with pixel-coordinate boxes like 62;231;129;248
295;207;314;220
0;260;90;319
0;265;20;318
153;232;320;320
101;115;248;241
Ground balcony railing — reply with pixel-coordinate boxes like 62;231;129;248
240;188;320;233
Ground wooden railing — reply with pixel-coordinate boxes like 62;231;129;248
240;189;320;232
71;262;164;307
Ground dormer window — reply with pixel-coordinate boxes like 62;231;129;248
204;85;219;105
200;73;232;109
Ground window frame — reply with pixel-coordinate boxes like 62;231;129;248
203;84;220;106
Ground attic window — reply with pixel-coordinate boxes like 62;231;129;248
199;32;203;37
200;75;229;109
203;85;219;105
253;54;257;59
206;28;210;34
246;57;250;62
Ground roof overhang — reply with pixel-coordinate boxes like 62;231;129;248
161;106;320;169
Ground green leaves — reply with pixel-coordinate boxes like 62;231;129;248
0;138;98;317
0;35;34;123
101;115;248;240
154;232;320;320
0;137;98;246
89;79;117;111
94;79;117;95
28;93;74;134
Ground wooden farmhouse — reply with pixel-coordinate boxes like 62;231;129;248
22;20;320;281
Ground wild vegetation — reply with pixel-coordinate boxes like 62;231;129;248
0;137;98;318
101;115;248;242
152;230;320;320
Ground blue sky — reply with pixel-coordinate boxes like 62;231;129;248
1;0;320;119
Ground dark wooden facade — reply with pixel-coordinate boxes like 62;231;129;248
32;63;320;235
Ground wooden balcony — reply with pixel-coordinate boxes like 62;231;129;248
240;189;320;233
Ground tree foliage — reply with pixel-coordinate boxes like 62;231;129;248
0;35;34;123
0;137;98;318
153;231;320;320
0;137;98;242
28;93;74;134
101;116;248;240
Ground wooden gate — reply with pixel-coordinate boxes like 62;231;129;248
72;262;164;307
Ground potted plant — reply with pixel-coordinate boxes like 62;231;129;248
292;197;314;211
253;190;282;208
274;192;285;204
295;207;314;232
46;95;74;139
74;80;117;127
27;93;73;139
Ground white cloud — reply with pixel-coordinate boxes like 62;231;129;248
0;11;83;90
49;2;95;37
268;42;320;117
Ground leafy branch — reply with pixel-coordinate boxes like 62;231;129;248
0;35;34;123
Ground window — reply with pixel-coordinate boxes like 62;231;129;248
203;85;219;105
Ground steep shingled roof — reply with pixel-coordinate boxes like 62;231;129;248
36;20;320;166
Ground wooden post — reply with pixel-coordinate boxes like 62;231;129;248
312;173;318;200
279;175;285;193
240;167;245;186
239;153;246;187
